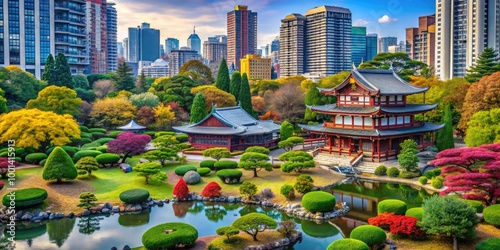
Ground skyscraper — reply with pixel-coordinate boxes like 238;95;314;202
406;15;435;68
378;37;397;53
107;2;118;72
352;26;367;67
203;35;227;65
227;5;257;70
127;23;160;62
123;38;129;60
86;0;108;74
165;38;179;55
117;42;124;58
169;49;200;76
271;37;280;53
366;33;378;61
187;27;201;55
280;13;306;77
435;0;500;80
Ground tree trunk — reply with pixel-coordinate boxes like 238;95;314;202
253;169;258;178
453;236;458;250
145;176;149;184
56;178;62;184
252;233;258;241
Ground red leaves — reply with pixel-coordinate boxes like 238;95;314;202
0;157;19;168
107;132;151;156
368;212;425;240
173;179;190;199
431;157;469;168
202;181;221;199
480;143;500;152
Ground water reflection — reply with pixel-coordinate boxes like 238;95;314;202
118;210;150;227
301;220;339;238
77;216;103;235
47;218;75;247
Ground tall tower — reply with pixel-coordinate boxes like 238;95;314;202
352;26;367;67
165;38;179;55
107;2;118;72
366;33;378;61
406;15;435;68
227;5;257;70
187;26;201;55
279;14;306;77
127;23;160;62
86;0;108;74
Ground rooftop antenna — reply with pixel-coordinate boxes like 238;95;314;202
193;26;196;34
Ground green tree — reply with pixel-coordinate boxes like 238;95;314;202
150;75;199;112
215;58;230;92
238;152;273;178
232;213;278;241
72;74;90;89
397;139;419;172
203;147;231;161
50;53;73;88
280;121;294;140
144;135;182;166
419;196;479;250
436;103;455;151
216;226;240;243
129;92;160;108
464;108;500;147
75;156;99;176
229;71;241;100
0;66;44;106
179;59;214;84
47;217;76;248
359;52;428;80
294;174;314;194
304;83;324;121
42;54;55;82
238;73;253;115
27;86;83;116
0;88;7;114
278;151;315;173
133;162;167;184
465;48;500;83
136;70;148;93
244;146;270;155
113;62;135;91
191;85;236;111
278;136;304;151
43;147;78;183
190;92;208;123
77;192;98;210
239;180;258;199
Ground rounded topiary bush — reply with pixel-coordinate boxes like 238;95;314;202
108;130;123;138
95;137;114;145
483;204;500;226
90;132;107;139
2;188;48;208
424;170;435;179
96;145;108;153
200;160;216;170
197;167;211;176
418;176;428;185
89;128;107;133
39;159;47;167
175;133;189;143
119;189;150;204
350;225;387;247
302;191;336;213
73;150;102;161
183;171;201;185
213;160;238;170
463;199;484;213
216;169;243;184
174;165;198;176
95;153;121;167
280;184;295;199
431;178;443;189
387;167;400;177
80;126;89;132
405;207;424;221
377;199;407;215
374;165;387;176
80;132;92;139
154;131;175;138
476;237;500;250
25;153;48;164
327;239;369;250
142;222;198;250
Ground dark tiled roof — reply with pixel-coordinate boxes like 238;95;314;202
308;104;379;114
353;69;428;95
381;104;438;114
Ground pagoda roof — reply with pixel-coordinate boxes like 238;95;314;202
117;120;146;130
173;106;280;136
318;69;428;95
299;122;444;138
307;104;438;115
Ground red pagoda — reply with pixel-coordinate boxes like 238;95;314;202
300;68;444;162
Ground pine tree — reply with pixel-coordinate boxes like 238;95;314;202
51;53;73;88
436;103;455;151
304;83;325;122
229;71;241;101
215;59;230;92
465;48;500;83
42;147;78;183
190;92;208;123
136;70;147;93
42;54;54;83
239;73;253;115
114;62;135;91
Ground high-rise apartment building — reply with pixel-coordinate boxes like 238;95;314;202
227;5;257;70
406;15;435;68
279;13;306;77
366;33;378;61
117;42;124;58
165;38;179;55
435;0;500;80
378;37;397;53
127;23;160;62
123;38;128;60
271;37;280;53
203;35;227;65
388;41;406;53
352;26;367;66
187;27;201;55
106;1;117;72
168;49;200;76
240;54;272;79
86;0;108;74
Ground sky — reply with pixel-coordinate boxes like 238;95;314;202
114;0;435;49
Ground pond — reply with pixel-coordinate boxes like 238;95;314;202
5;181;432;250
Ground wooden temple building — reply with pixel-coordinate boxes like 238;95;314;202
300;68;444;162
173;106;280;151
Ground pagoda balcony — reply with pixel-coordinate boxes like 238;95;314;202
323;121;425;130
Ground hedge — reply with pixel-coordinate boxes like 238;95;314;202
80;132;93;139
142;222;198;250
174;165;198;176
0;147;25;157
80;126;89;132
405;207;424;221
95;137;114;145
39;159;46;167
213;160;238;170
302;191;336;213
476;238;500;250
377;199;407;215
374;165;387;176
431;178;443;189
350;225;387;247
154;131;175;138
200;160;216;170
108;130;123;138
90;132;107;139
216;169;243;184
2;188;48;208
433;168;442;176
418;176;428;185
463;199;484;213
119;189;150;204
327;239;369;250
89;128;107;133
95;153;121;166
197;167;211;176
81;141;101;149
25;153;48;164
143;131;157;137
483;204;500;226
424;170;435;179
387;167;400;177
96;145;108;153
73;150;102;161
175;133;189;142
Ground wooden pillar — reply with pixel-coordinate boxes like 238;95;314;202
371;140;375;162
386;140;389;160
377;140;381;162
338;137;341;155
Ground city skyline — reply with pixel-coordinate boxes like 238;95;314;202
115;0;435;48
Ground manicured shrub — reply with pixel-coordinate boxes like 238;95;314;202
174;165;198;176
350;225;387;248
302;191;336;213
73;150;102;161
108;130;123;138
424;170;435;179
154;131;175;138
95;137;114;145
173;179;189;199
80;132;92;139
81;141;101;149
399;170;420;179
216;226;240;242
80;126;89;132
431;178;443;189
200;160;216;170
142;222;198;250
378;199;408;215
202;182;222;198
216;169;243;184
89;128;106;133
239;181;257;199
368;212;425;239
119;189;150;204
387;167;400;177
327;239;369;250
96;145;108;153
476;238;500;250
0;147;25;157
183;170;201;185
280;184;295;199
2;188;48;208
374;165;387;176
433;168;442;176
95;153;120;167
197;167;211;176
405;207;424;221
232;213;277;241
43;147;78;183
90;132;107;139
175;133;189;143
483;204;500;226
418;176;428;185
245;146;270;155
25;153;48;164
294;174;314;194
213;160;238;170
39;159;46;167
143;131;157;137
463;199;484;213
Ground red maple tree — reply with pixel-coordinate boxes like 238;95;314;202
107;132;151;162
173;178;190;200
201;182;221;199
368;212;425;240
0;157;19;178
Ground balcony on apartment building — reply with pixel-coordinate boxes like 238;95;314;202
54;3;84;13
54;15;86;26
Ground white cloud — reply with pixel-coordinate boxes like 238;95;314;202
378;15;397;23
353;19;369;26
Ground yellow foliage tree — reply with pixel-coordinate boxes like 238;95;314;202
190;85;236;111
90;97;136;129
5;65;23;71
117;90;132;98
0;109;80;150
153;103;176;130
27;85;82;116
